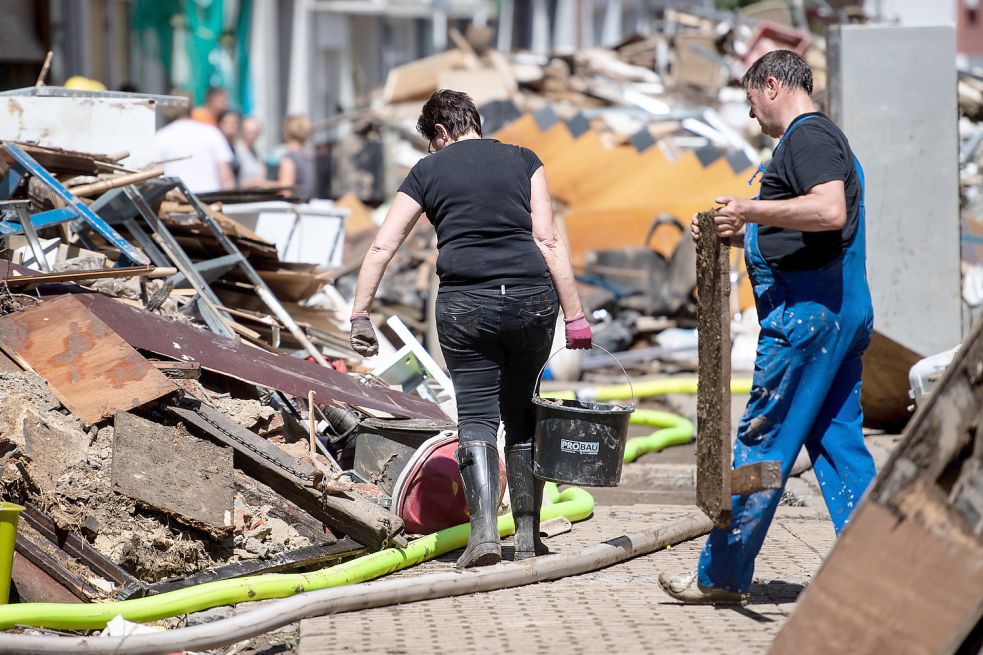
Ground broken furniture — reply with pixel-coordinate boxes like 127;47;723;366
0;143;148;267
87;177;331;365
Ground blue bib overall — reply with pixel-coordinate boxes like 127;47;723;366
697;115;878;593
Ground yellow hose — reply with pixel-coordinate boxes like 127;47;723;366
0;485;594;630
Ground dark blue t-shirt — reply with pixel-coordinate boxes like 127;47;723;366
398;138;551;289
757;112;861;271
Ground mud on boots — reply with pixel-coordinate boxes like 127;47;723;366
456;442;502;568
505;442;550;560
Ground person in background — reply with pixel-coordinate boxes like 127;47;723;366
216;110;241;183
349;90;593;569
237;116;267;187
191;86;230;126
277;115;317;198
154;90;235;194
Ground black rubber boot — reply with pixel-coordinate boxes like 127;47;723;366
505;442;550;560
455;442;502;569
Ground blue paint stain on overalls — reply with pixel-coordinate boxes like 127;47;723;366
697;115;877;593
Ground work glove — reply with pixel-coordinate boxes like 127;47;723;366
350;315;379;357
564;314;593;350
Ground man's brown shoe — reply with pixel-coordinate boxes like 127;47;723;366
658;571;748;605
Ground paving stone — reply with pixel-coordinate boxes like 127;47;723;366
299;504;836;655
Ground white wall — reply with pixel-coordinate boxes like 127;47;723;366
867;0;956;26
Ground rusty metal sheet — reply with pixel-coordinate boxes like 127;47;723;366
0;294;176;425
71;293;448;420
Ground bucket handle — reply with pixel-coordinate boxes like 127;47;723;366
534;344;635;409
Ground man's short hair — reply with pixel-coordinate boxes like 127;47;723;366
416;89;483;141
205;86;229;102
741;49;813;95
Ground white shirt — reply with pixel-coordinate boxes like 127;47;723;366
153;119;234;193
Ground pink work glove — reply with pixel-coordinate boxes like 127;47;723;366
564;314;593;350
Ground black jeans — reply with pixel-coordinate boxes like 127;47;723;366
435;284;559;448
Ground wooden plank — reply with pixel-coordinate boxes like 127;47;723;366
0;294;176;425
169;400;320;483
170;402;405;551
731;461;782;496
860;330;922;430
768;503;983;655
15;527;103;600
11;552;81;603
696;210;732;526
234;471;335;544
112;411;234;536
0;266;157;290
71;292;447;421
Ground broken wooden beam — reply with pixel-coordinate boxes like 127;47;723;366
169;400;405;551
150;360;202;380
67;166;164;197
695;209;732;527
112;412;234;537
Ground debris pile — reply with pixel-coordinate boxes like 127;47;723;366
0;137;452;604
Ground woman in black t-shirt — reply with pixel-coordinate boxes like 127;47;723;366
350;90;591;568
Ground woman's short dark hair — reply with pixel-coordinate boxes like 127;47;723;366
742;49;813;95
416;89;483;141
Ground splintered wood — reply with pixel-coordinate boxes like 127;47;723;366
0;294;175;425
695;210;732;526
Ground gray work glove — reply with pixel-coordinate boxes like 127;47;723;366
350;316;379;357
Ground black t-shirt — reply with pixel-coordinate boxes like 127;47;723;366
398;138;551;289
757;112;861;271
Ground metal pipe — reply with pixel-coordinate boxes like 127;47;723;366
0;511;712;655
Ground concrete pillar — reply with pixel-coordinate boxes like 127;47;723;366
286;0;310;115
497;0;514;52
531;0;550;56
580;0;595;49
250;0;280;154
554;0;577;52
601;0;622;46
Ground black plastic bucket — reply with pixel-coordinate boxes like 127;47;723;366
532;346;634;487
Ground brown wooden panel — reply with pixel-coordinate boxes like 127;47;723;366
696;211;732;526
769;503;983;655
112;411;234;536
0;295;176;425
860;331;921;430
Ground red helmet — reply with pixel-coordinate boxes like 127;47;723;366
391;431;507;535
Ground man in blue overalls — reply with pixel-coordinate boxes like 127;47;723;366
660;49;878;604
